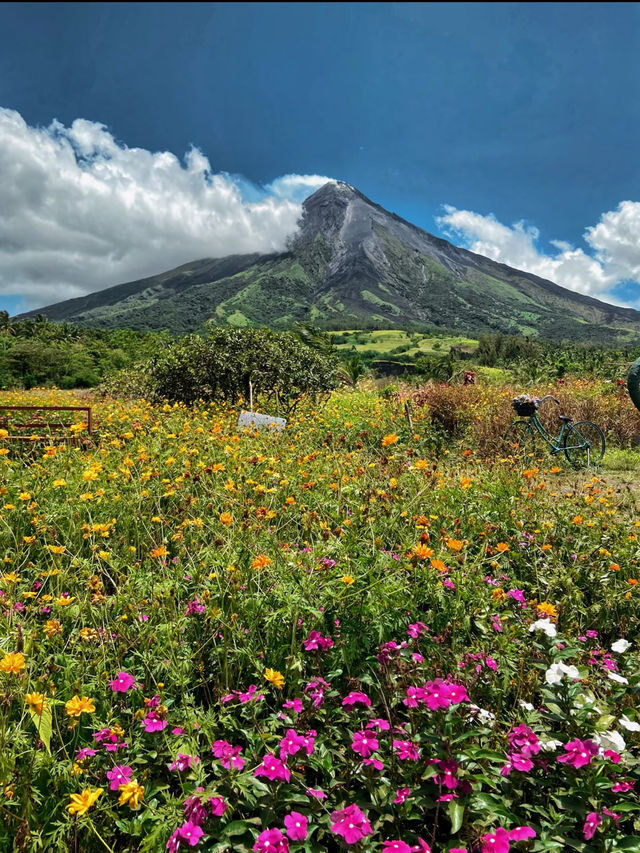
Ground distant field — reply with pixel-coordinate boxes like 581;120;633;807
328;328;478;356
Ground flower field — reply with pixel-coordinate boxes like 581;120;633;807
2;383;640;852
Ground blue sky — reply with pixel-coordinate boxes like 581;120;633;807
1;2;639;314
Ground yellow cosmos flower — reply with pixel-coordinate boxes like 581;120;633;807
47;545;65;554
118;780;145;810
413;544;434;560
381;433;399;447
54;596;75;606
150;546;168;558
43;619;63;637
219;512;233;526
537;601;558;620
264;668;285;689
66;787;103;816
1;572;20;584
0;652;26;674
52;479;67;488
25;692;48;715
340;574;355;584
65;695;96;717
18;492;32;501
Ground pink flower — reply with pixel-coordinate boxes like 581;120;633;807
481;827;510;853
303;630;334;651
342;691;371;708
169;753;199;772
106;764;132;791
611;779;635;792
177;821;204;847
352;730;379;757
109;671;136;693
367;718;391;731
382;842;413;853
280;729;306;760
507;827;536;841
283;698;303;713
208;797;227;817
253;754;291;782
363;756;385;770
557;738;599;769
407;621;428;638
433;759;459;788
583;812;602;840
284;812;308;842
394;787;410;804
253;828;289;852
509;753;534;772
212;740;244;770
143;713;167;733
507;725;539;755
393;740;420;761
305;788;326;799
330;804;372;845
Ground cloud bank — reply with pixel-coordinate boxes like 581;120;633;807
437;201;640;307
0;108;331;310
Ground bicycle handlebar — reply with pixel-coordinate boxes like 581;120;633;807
538;395;560;405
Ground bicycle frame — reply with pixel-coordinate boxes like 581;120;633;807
528;413;568;453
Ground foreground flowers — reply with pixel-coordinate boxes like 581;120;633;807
67;787;103;816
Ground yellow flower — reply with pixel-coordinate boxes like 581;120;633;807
18;492;32;501
66;787;103;816
0;652;26;674
118;780;145;810
65;695;96;717
1;572;20;584
25;692;48;715
54;595;75;606
340;574;355;584
219;512;233;526
264;668;285;689
47;545;65;554
43;619;63;637
414;459;429;470
52;479;67;488
381;433;399;447
537;601;558;620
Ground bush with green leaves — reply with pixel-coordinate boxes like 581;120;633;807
145;328;342;413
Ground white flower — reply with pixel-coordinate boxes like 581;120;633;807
607;671;629;684
538;738;563;752
594;730;626;753
467;704;496;725
545;662;581;685
529;619;557;638
611;639;631;653
619;715;640;732
519;701;535;711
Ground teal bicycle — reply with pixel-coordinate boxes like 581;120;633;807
501;394;605;467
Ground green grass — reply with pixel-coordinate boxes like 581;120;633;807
328;328;479;357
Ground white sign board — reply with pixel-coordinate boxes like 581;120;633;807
238;410;287;434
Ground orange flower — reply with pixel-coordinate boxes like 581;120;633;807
573;515;583;525
219;512;233;527
628;578;638;586
609;563;621;572
537;601;558;620
252;554;272;570
413;544;434;560
264;668;285;689
492;587;506;601
430;559;447;572
381;433;399;447
150;546;168;558
495;542;510;553
0;652;26;674
446;538;464;552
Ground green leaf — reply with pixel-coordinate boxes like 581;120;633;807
28;706;52;754
615;837;640;851
447;799;464;835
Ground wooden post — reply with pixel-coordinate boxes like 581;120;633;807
404;400;414;433
275;389;280;417
249;380;254;412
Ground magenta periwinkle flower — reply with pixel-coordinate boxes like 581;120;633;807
109;671;136;693
142;712;167;733
253;828;289;852
283;812;308;842
177;821;204;847
253;754;291;783
341;690;371;708
212;740;244;770
330;804;372;845
352;730;379;757
106;764;133;791
583;812;602;840
481;827;510;853
169;753;199;772
557;738;599;769
302;630;334;651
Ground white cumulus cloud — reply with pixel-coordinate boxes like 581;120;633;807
0;108;331;310
437;202;640;306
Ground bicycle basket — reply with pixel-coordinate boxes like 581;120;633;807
512;398;539;417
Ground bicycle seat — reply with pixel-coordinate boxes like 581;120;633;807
558;415;572;422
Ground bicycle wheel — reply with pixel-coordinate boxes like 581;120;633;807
500;420;537;461
563;421;605;468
